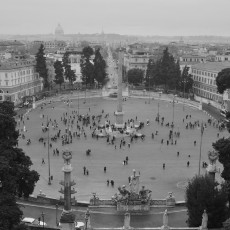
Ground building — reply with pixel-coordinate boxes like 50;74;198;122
123;51;150;76
191;62;230;103
0;40;26;52
179;54;206;74
55;24;64;39
69;53;82;83
215;54;230;62
0;59;43;104
33;40;66;51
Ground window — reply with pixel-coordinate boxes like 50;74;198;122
5;73;8;78
5;80;8;86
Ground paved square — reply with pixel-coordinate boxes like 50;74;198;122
18;96;227;202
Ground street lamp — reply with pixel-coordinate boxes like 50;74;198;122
183;78;186;111
47;116;51;185
85;208;90;230
77;87;80;116
198;122;204;176
0;180;2;192
41;212;45;229
171;95;175;144
56;204;59;226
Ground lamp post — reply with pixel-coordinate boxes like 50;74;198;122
47;116;51;185
183;78;186;111
56;204;59;226
171;95;175;144
41;212;45;229
0;180;2;192
198;122;204;176
85;208;90;230
78;87;80;116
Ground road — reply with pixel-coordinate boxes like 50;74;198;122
19;202;188;228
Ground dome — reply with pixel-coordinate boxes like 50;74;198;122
55;24;64;36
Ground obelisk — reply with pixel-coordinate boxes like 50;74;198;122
115;49;124;129
59;149;77;230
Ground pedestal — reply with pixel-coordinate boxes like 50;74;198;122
206;164;217;182
115;111;124;128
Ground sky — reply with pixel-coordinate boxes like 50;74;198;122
0;0;230;36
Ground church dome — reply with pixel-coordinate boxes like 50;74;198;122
55;24;64;36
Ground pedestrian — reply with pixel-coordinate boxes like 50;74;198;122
194;140;196;146
126;156;129;164
107;179;110;186
42;158;45;164
167;140;169;145
104;166;107;173
128;176;131;183
217;133;219;138
163;163;165;169
83;166;86;175
110;180;114;187
177;151;179;157
187;161;190;167
174;140;177;145
86;170;89;175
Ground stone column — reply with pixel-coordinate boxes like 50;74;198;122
59;149;77;230
123;212;131;230
115;49;124;129
206;150;219;182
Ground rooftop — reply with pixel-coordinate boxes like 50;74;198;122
192;61;230;72
0;59;35;70
0;40;25;47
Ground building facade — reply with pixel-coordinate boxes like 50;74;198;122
0;59;43;104
179;54;206;74
192;62;230;103
123;51;150;76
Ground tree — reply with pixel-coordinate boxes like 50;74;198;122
80;46;94;86
54;60;64;90
213;137;230;211
0;101;39;230
186;174;228;228
179;65;193;95
216;68;230;94
93;48;107;86
127;68;144;85
35;44;49;89
145;59;156;88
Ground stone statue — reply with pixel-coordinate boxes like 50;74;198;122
139;186;152;202
208;150;218;165
62;149;72;165
163;209;168;227
201;210;208;229
129;169;140;194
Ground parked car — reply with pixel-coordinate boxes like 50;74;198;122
21;217;47;226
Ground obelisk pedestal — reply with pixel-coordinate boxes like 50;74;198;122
115;49;124;129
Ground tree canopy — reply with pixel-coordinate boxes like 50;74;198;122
93;48;107;85
80;46;94;86
216;68;230;94
145;48;181;90
178;65;194;94
54;60;64;90
186;174;228;228
35;44;49;89
127;68;144;85
0;101;39;229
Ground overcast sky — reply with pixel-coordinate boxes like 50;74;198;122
0;0;229;36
